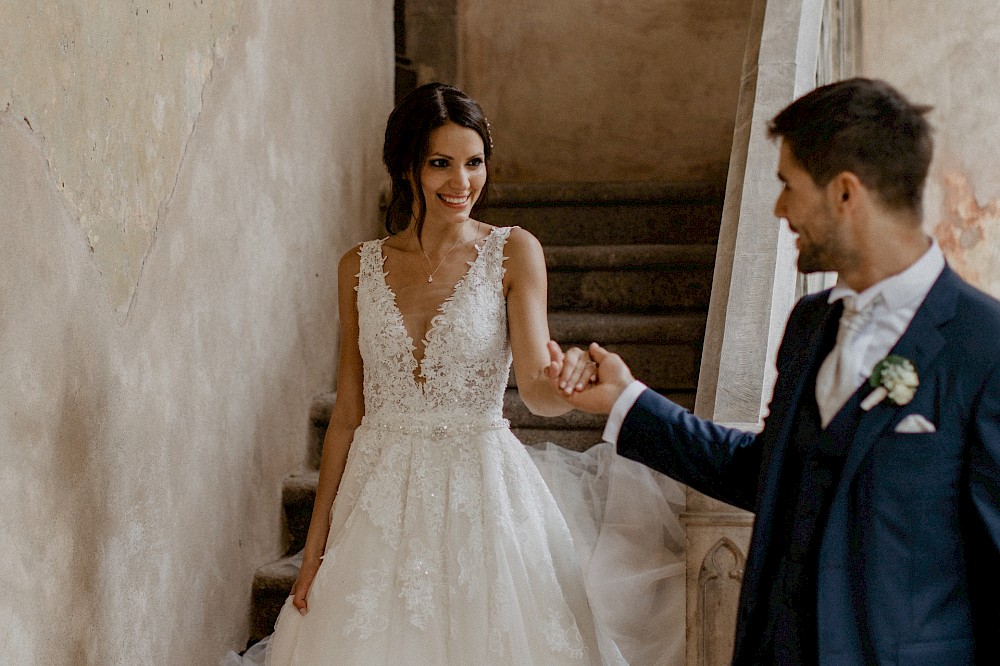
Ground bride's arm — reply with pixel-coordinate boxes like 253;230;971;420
505;227;592;417
292;245;366;614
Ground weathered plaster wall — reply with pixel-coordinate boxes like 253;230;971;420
0;1;392;663
458;0;754;183
1;1;243;312
863;2;1000;296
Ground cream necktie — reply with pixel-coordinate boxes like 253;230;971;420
817;296;874;427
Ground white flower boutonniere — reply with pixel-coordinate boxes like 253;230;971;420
861;354;919;411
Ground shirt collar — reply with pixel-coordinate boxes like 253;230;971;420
827;238;945;312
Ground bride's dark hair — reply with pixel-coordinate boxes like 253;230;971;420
382;83;492;238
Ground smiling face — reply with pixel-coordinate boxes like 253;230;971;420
412;122;487;227
774;140;850;275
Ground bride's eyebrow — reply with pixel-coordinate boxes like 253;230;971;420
428;152;484;160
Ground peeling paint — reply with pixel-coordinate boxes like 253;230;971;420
933;170;1000;293
862;1;1000;300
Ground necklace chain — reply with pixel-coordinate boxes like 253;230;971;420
416;221;472;283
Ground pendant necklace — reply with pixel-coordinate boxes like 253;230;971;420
416;221;471;283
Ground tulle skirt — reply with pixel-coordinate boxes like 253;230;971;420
527;442;686;666
223;437;685;666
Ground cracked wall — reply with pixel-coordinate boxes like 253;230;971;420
0;1;392;663
863;2;1000;297
1;1;243;313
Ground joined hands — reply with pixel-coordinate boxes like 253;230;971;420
545;341;636;414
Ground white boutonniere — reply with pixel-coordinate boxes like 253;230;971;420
860;355;919;411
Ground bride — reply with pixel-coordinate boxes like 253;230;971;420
226;83;685;665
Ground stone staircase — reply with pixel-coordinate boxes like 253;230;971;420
246;181;724;644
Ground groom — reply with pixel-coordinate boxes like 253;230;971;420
550;78;1000;665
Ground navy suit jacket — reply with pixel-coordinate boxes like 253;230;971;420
618;266;1000;665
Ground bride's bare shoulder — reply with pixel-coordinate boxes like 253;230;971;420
338;241;366;277
380;232;410;253
500;226;543;262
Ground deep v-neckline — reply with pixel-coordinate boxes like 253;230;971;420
377;228;496;383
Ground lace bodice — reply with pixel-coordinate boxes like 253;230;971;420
355;226;513;428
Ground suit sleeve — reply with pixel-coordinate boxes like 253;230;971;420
613;292;831;512
617;389;760;511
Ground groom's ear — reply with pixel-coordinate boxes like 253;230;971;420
828;171;862;212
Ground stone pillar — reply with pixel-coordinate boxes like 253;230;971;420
683;499;754;666
800;0;861;298
688;0;828;663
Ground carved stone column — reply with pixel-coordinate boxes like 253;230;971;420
683;499;753;666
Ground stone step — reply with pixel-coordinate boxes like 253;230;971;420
250;554;299;643
548;311;707;344
507;386;695;452
545;244;715;313
544;243;717;270
306;393;336;470
487;181;724;206
282;471;319;555
479;181;724;246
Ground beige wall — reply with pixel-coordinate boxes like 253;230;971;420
459;0;754;184
0;1;392;663
863;2;1000;296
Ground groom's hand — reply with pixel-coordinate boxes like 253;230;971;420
547;341;635;414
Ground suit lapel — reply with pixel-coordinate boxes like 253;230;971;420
786;299;844;417
839;267;958;483
755;298;841;520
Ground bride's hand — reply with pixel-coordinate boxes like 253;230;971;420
546;341;598;395
291;555;323;615
549;342;635;414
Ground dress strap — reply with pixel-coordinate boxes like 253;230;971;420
354;238;387;294
477;226;515;282
360;237;387;266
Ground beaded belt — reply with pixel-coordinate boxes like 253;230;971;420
360;416;509;438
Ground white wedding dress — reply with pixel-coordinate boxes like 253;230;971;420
227;227;685;666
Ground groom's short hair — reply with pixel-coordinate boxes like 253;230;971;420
768;78;933;213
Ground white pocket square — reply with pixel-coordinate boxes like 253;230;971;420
894;413;936;434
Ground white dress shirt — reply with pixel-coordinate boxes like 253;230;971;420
815;240;944;422
603;240;946;444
